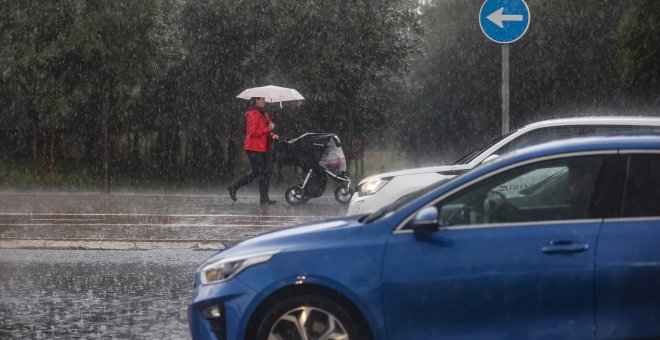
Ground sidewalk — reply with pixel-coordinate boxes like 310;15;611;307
0;190;348;250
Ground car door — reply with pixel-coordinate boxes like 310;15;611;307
596;152;660;339
381;154;617;340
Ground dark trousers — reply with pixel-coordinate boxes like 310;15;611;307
229;151;273;202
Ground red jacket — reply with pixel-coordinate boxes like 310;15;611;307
244;108;275;152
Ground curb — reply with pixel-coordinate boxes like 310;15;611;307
0;239;226;251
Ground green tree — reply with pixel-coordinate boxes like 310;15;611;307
0;0;79;183
404;0;632;163
58;0;178;190
179;0;421;174
617;0;660;103
403;0;500;162
1;0;178;189
176;0;270;179
267;0;422;146
514;0;630;123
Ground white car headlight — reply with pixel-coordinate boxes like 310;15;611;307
358;177;392;196
201;251;279;285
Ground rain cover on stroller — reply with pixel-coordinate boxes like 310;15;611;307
319;136;346;174
277;133;353;206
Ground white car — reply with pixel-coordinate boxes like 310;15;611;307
348;116;660;215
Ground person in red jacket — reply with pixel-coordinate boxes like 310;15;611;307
227;97;278;205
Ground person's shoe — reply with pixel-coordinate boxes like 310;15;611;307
226;185;237;201
260;199;277;205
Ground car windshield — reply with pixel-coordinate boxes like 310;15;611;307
362;179;449;223
451;131;515;165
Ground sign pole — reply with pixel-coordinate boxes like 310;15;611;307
480;0;530;135
501;44;510;135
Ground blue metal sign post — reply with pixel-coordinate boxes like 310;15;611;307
479;0;530;134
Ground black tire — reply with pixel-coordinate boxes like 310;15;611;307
285;186;306;206
254;294;370;340
334;186;354;205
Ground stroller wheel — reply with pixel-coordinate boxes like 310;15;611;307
285;186;306;206
334;186;354;205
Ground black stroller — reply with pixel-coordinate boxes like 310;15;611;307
274;133;353;206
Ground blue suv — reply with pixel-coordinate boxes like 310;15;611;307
189;135;660;340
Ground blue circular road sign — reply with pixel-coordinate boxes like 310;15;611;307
479;0;530;44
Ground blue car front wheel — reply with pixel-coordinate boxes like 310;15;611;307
255;295;370;340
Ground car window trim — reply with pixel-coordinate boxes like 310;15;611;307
603;216;660;223
617;149;660;155
394;150;618;233
395;218;604;233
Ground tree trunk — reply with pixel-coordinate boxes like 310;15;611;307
132;132;141;170
101;96;109;193
47;127;55;185
31;122;38;183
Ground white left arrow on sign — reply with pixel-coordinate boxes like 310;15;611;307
487;7;523;28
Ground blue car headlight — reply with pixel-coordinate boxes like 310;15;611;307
200;251;279;285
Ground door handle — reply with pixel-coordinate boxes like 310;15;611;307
541;240;589;254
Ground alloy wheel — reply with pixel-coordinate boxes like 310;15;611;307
268;306;349;340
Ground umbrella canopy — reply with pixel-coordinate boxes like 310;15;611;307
236;85;305;103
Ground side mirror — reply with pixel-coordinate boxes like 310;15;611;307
482;154;499;164
411;206;439;237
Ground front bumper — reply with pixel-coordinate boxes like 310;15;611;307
189;278;257;340
347;192;397;215
347;195;365;215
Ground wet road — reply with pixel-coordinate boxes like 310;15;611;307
0;191;350;339
1;249;213;339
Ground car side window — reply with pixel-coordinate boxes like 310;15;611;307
494;127;580;156
494;125;660;157
622;154;660;217
437;156;604;227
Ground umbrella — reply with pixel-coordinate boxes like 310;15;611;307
236;85;304;107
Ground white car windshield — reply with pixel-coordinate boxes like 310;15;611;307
451;131;515;165
363;179;449;223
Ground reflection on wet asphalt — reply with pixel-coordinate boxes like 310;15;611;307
0;249;214;339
